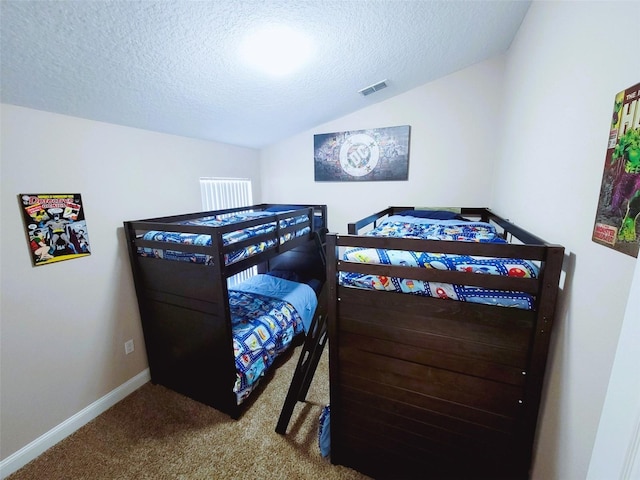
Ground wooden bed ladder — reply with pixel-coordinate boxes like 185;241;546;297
275;289;328;434
275;229;329;435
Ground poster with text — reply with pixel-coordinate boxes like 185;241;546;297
314;125;410;181
592;82;640;258
19;193;91;266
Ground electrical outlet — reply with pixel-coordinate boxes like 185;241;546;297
124;339;134;355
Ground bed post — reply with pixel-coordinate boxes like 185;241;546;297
325;233;343;464
518;244;565;475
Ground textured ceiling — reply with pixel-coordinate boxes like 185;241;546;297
1;0;531;149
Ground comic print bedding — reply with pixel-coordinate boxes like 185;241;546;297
137;210;310;265
229;274;318;404
339;215;540;310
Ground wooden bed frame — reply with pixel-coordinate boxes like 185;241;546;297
123;204;327;419
326;207;564;479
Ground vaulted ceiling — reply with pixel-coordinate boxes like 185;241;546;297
1;0;531;149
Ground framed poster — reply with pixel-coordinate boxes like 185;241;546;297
19;193;91;266
314;125;410;181
592;82;640;258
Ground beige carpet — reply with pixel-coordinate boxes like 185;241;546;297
7;347;370;480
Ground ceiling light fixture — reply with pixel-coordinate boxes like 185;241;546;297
239;25;314;77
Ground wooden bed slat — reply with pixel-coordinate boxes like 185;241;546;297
336;423;520;480
337;291;533;361
338;331;527;385
339;260;540;293
338;311;529;363
336;233;549;259
337;347;524;416
339;379;516;433
137;256;224;302
336;284;535;328
339;396;516;458
141;300;238;415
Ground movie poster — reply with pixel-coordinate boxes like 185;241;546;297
314;125;410;181
19;193;91;266
592;82;640;258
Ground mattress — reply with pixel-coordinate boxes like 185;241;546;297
137;210;310;265
339;215;539;310
229;274;318;404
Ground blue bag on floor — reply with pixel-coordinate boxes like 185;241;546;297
318;405;330;458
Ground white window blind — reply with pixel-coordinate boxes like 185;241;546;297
200;177;253;211
199;177;255;286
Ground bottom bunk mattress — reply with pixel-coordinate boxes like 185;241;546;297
340;215;539;310
229;274;318;404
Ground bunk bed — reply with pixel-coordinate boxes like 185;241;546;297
123;204;327;419
326;207;564;479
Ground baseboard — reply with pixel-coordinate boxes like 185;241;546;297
0;369;150;479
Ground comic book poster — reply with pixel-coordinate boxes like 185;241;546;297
314;125;410;181
19;193;91;266
592;82;640;258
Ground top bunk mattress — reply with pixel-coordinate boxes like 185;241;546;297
339;214;540;310
137;210;311;265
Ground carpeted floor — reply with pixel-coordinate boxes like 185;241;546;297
7;347;370;480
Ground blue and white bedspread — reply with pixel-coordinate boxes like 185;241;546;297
137;211;310;265
229;274;318;404
340;216;539;310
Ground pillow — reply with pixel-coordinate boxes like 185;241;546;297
264;205;304;212
265;205;324;230
396;209;465;220
318;405;331;458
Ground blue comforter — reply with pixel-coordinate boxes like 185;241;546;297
340;216;539;310
138;210;310;265
229;274;318;404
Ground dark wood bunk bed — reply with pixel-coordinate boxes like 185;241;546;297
123;204;327;419
326;207;564;479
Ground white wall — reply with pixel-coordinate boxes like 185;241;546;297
0;105;260;462
260;2;640;479
588;255;640;479
260;56;506;233
494;2;639;479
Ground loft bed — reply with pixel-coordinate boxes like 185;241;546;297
123;204;327;419
326;207;564;479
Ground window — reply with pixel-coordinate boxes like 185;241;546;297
199;177;255;286
200;177;253;211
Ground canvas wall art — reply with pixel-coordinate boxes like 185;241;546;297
314;125;410;181
592;81;640;258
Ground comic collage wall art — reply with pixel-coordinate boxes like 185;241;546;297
19;193;91;266
314;125;410;181
592;82;640;258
